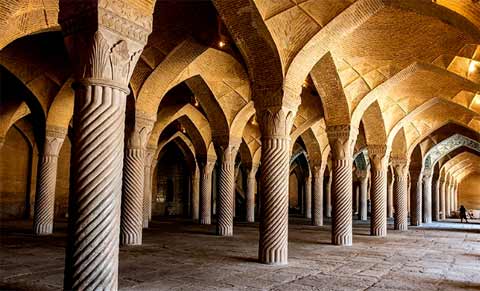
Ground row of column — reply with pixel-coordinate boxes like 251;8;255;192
413;171;459;225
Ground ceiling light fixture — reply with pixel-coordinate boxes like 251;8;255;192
218;40;226;48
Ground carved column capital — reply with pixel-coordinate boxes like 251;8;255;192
368;145;389;171
312;163;326;179
258;106;296;138
126;114;155;150
391;157;409;177
44;126;67;156
144;146;156;168
326;125;357;160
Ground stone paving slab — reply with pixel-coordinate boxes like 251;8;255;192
1;218;479;290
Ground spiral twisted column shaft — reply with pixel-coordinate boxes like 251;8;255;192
445;181;451;217
432;178;440;221
305;175;312;219
312;164;325;226
65;83;127;291
326;172;332;218
142;147;155;228
121;115;154;245
370;168;387;236
33;128;66;235
358;174;368;221
422;173;432;224
200;158;215;224
60;17;152;288
439;179;446;220
327;125;356;246
192;166;200;221
387;175;394;219
410;170;422;226
216;144;239;236
258;106;296;265
394;175;408;230
369;145;388;237
246;164;258;223
392;159;409;231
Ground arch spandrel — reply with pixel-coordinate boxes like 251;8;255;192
137;38;251;121
361;100;387;146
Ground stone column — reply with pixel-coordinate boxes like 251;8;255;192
33;126;66;235
358;170;368;221
409;169;422;226
422;171;432;224
305;174;312;219
121;115;154;245
392;158;409;231
454;182;458;211
0;136;5;151
312;163;325;226
387;169;394;219
439;177;446;220
192;165;200;221
369;145;389;237
445;178;451;217
60;8;151;288
216;142;240;236
258;106;296;264
326;171;332;218
200;157;216;224
327;125;356;246
432;177;440;221
246;164;258;223
142;146;155;228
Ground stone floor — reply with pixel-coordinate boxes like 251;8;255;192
1;217;480;291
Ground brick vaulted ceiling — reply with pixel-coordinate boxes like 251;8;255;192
0;0;479;167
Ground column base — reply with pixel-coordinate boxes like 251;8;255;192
371;228;387;237
394;223;408;231
259;248;288;265
332;235;352;246
216;227;233;236
312;221;323;227
120;233;142;246
143;219;149;229
246;217;255;223
34;223;53;235
200;218;211;225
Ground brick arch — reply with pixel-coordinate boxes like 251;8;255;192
283;0;480;102
0;0;60;50
230;101;255;142
212;0;285;108
156;131;197;172
407;119;480;158
423;134;480;174
361;101;387;146
390;128;408;159
45;78;74;129
136;38;251;121
0;100;30;140
148;104;212;157
352;62;480;130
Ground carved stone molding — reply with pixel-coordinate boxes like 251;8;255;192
127;114;155;150
59;4;152;45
